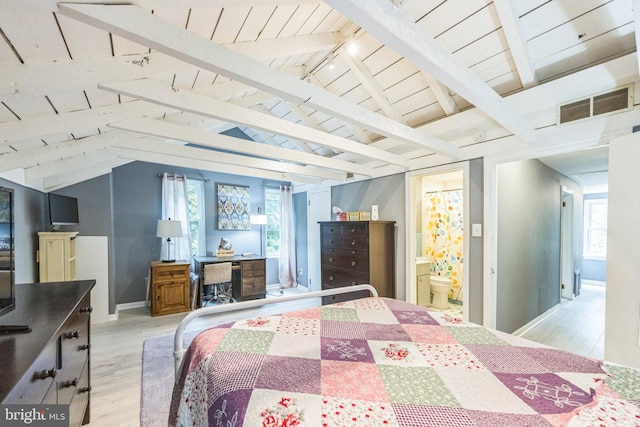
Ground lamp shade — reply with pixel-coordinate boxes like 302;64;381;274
156;219;183;238
250;214;267;225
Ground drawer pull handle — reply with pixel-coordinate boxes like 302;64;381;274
80;306;93;314
351;281;357;286
64;330;81;339
351;261;357;266
351;240;356;246
79;386;92;394
62;378;78;388
351;228;356;232
329;228;335;233
328;257;334;262
79;344;91;351
34;368;57;380
329;275;334;281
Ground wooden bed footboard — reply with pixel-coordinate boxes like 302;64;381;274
173;284;378;379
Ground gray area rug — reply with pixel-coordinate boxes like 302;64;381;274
141;330;200;427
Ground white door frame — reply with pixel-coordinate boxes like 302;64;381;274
306;188;330;292
560;187;575;300
405;162;470;322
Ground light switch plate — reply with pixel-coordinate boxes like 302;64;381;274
472;223;482;237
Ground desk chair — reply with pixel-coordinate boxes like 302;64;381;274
202;262;233;306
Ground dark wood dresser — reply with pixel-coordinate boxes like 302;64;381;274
319;221;395;304
0;280;95;426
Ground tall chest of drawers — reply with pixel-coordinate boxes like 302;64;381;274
319;221;395;304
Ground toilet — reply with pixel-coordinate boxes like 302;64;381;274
429;276;453;309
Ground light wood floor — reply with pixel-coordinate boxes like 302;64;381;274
86;285;605;426
520;283;605;359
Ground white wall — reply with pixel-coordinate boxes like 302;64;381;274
605;132;640;368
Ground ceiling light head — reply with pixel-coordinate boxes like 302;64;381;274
327;58;335;70
346;39;358;55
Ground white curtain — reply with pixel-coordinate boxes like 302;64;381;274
278;185;297;288
161;173;192;263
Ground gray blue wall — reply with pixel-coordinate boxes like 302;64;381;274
496;159;583;333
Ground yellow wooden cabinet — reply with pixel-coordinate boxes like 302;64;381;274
38;232;78;282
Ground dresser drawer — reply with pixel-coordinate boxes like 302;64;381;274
6;340;58;404
322;235;343;249
322;267;369;288
321;223;342;236
341;223;368;236
341;236;368;250
242;276;265;297
242;260;265;277
68;361;90;427
153;265;189;282
322;251;369;273
60;297;91;367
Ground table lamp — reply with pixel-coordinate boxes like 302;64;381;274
250;208;267;257
156;218;183;262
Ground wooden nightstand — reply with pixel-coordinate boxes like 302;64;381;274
149;260;191;316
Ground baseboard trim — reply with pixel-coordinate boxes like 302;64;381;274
116;300;147;312
512;303;564;337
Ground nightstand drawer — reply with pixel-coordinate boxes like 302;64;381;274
153;265;189;282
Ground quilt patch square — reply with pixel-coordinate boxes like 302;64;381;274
466;345;549;374
378;365;460;406
255;356;321;394
245;390;320;427
207;352;264;397
362;322;412;341
321;396;399;427
321;337;374;362
393;404;474;427
496;372;593;414
207;389;252;427
465;410;553;427
352;297;389;311
444;326;508;345
232;316;280;332
321;360;389;401
268;333;320;359
416;343;485;369
370;340;427;367
321;319;366;339
321;306;360;322
403;324;457;344
604;362;640;400
276;316;321;336
356;305;399;324
393;309;439;325
519;347;604;374
216;329;274;354
282;306;322;319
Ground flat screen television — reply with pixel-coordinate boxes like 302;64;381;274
0;186;15;318
49;193;79;230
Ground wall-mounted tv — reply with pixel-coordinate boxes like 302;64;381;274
0;186;15;318
49;193;79;230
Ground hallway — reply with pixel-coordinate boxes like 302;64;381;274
519;283;605;359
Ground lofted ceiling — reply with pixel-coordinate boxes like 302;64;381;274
0;0;638;192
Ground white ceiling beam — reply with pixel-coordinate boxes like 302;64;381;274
0;32;338;97
324;0;536;143
493;0;537;88
422;73;459;116
0;100;169;146
250;103;316;154
99;78;410;167
110;117;374;177
284;103;337;154
41;157;132;192
337;47;408;124
119;149;323;186
2;0;320;12
58;3;461;159
113;138;346;181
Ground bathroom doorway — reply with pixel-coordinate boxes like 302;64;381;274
405;163;470;322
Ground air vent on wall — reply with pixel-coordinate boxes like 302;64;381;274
557;85;633;125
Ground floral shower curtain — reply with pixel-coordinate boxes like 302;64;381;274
161;173;192;264
278;185;296;288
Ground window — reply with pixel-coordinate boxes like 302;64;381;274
583;198;607;258
187;180;205;256
265;188;281;257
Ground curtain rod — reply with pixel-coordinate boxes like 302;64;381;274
157;173;210;182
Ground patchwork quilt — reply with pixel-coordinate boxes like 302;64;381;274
169;297;640;426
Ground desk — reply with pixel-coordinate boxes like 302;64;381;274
194;255;266;303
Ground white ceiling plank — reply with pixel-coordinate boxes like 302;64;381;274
231;32;343;60
250;104;316;154
337;47;408;124
633;0;640;74
113;137;346;181
98;78;410;167
324;0;536;143
42;157;132;192
57;3;461;158
492;0;536;88
119;149;323;186
25;146;127;182
0;100;170;146
110;117;373;177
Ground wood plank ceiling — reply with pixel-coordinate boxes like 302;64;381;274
0;0;636;192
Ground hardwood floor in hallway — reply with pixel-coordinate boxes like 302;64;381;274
519;283;606;359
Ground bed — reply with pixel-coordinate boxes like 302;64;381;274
170;285;640;426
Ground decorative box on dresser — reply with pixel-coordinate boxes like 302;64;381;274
149;260;191;316
0;280;95;427
319;221;395;304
